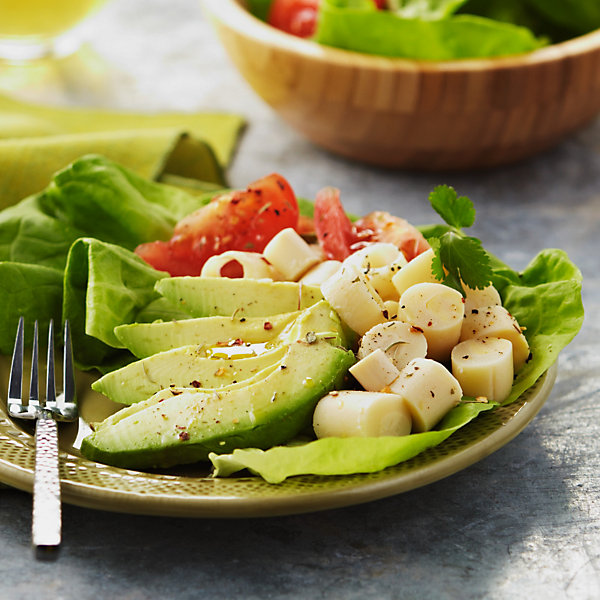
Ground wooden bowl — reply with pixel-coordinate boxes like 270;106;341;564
202;0;600;170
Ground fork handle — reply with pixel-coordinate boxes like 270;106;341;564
32;416;61;556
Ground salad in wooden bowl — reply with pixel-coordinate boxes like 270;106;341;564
201;0;600;169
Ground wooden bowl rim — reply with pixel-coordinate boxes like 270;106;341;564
203;0;600;72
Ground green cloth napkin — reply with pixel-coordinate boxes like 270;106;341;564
0;93;245;209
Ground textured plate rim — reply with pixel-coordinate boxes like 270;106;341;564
0;363;556;518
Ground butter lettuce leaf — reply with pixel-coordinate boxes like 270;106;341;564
387;0;468;20
62;238;171;372
315;0;543;59
525;0;600;35
0;155;211;365
0;262;64;355
499;249;583;405
458;0;572;42
0;195;86;270
39;154;206;250
210;401;496;483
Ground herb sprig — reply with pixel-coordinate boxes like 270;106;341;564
428;185;493;295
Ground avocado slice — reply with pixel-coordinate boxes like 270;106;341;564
99;301;347;404
80;340;356;469
92;344;288;405
155;277;323;318
114;311;300;359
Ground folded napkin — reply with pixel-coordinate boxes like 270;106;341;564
0;93;245;209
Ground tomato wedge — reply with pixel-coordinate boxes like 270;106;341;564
313;187;359;261
267;0;386;38
354;211;430;262
267;0;319;38
313;187;430;262
135;173;299;276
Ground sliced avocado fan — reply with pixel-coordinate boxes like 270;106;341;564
81;339;355;469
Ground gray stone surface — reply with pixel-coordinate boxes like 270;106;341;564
0;1;599;598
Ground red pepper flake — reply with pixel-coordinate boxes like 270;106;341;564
175;425;186;430
179;431;190;441
189;380;202;388
411;326;424;333
427;321;433;327
170;390;182;396
229;338;244;346
264;321;273;330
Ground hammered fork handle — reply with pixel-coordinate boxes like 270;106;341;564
32;412;61;557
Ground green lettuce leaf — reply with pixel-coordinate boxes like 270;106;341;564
458;0;572;43
246;0;273;21
524;0;600;35
0;155;212;364
0;195;86;270
210;401;496;483
314;0;543;59
62;238;170;372
387;0;468;20
39;154;205;250
500;249;583;405
0;262;64;355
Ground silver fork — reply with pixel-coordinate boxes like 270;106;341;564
7;317;77;559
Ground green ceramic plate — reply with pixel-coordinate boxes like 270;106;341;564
0;363;556;518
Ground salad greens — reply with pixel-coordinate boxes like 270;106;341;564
251;0;600;60
0;153;585;481
0;155;213;358
525;0;600;36
315;0;542;59
211;401;496;483
62;238;173;373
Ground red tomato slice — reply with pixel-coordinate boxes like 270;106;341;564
135;173;299;276
313;187;359;261
354;211;430;262
267;0;385;38
267;0;319;38
313;188;430;263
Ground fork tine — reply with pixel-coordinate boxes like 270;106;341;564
45;319;56;407
29;321;39;405
8;316;24;403
62;321;75;406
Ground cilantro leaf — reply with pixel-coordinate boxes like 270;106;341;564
438;232;492;292
429;185;476;229
426;186;493;294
